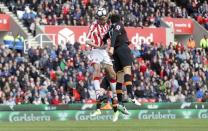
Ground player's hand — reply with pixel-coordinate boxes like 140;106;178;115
108;47;114;56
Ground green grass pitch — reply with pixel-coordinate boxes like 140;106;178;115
0;119;207;131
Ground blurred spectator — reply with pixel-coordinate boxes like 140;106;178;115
3;0;208;32
196;88;204;99
176;90;185;102
1;0;208;104
200;35;208;49
51;95;61;105
187;36;196;49
168;91;177;102
0;41;208;104
22;6;36;31
4;0;181;27
202;91;208;102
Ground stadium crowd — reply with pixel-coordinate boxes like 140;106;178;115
4;0;189;30
0;39;208;105
175;0;208;30
3;0;208;31
0;0;208;105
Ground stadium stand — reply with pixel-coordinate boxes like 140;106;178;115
5;0;208;29
5;0;208;31
175;0;208;30
0;0;208;106
4;0;188;29
0;40;208;105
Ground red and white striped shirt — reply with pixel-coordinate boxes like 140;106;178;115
86;20;109;47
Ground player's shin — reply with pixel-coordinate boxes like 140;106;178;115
96;100;102;110
94;77;101;99
116;82;123;104
109;78;117;94
116;82;129;115
112;98;118;112
124;74;141;106
110;79;118;113
91;89;102;116
124;74;134;99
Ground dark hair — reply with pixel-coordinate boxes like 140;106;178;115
109;14;121;24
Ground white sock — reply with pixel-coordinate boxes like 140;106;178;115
110;82;117;98
93;79;100;91
110;82;116;93
95;90;101;99
94;79;101;99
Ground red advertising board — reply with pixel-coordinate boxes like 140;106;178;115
0;14;10;31
44;26;166;48
163;17;193;35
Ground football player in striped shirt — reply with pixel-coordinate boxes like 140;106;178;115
85;7;120;122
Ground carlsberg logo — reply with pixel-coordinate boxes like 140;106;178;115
198;110;208;119
9;112;51;122
75;111;113;121
138;110;176;120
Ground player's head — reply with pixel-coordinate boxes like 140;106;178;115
109;14;121;24
96;7;108;25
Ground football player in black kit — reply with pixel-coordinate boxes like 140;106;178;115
103;14;141;119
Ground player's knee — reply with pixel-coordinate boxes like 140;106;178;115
116;78;123;83
93;64;100;71
123;66;131;75
116;71;124;83
124;74;132;86
94;68;100;74
109;71;116;79
105;65;116;79
93;68;100;77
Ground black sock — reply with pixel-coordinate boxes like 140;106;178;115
96;101;101;110
116;82;123;103
111;98;118;112
124;74;134;99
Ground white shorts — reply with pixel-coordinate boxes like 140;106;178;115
88;49;113;65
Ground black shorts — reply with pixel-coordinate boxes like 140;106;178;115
100;76;110;90
113;44;133;72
